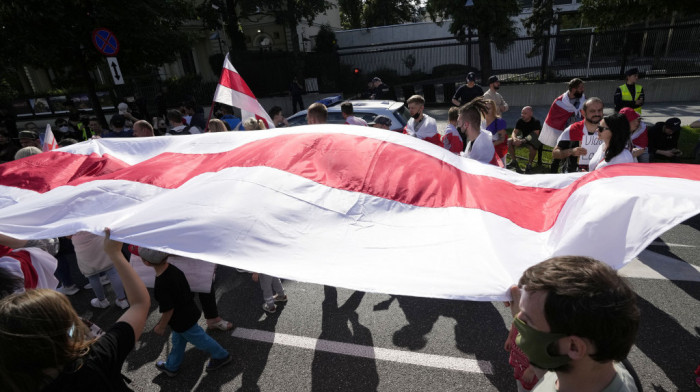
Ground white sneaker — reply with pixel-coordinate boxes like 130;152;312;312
57;285;79;296
84;282;93;289
115;298;130;309
90;298;110;308
100;275;110;285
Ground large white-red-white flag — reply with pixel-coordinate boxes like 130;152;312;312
0;126;698;301
213;54;274;128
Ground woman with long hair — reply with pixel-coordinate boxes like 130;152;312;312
483;99;508;166
589;113;635;170
0;229;149;391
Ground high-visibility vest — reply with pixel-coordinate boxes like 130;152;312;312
619;84;642;115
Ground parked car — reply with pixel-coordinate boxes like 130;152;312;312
287;100;410;132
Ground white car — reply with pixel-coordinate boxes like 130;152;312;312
287;100;410;132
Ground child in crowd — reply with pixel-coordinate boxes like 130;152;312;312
71;231;129;309
252;272;287;314
442;106;464;154
139;247;232;377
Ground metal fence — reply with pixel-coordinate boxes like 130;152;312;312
337;23;700;84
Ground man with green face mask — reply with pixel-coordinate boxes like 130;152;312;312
513;256;640;391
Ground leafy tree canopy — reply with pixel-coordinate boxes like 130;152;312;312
339;0;419;29
0;0;196;73
579;0;700;29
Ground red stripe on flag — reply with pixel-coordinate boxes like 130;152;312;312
2;134;698;232
219;68;255;98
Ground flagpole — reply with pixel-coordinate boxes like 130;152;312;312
205;100;216;132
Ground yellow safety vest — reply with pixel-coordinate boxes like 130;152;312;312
619;84;642;115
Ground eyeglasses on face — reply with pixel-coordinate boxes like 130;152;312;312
597;126;610;132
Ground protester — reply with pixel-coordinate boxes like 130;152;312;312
483;99;508;166
514;256;639;391
57;138;78;147
404;95;440;147
268;106;289;128
0;228;150;391
132;120;155;137
441;106;463;154
504;286;538;391
207;118;228;133
307;103;328;125
102;115;133;138
242;117;266;130
552;97;604;173
252;272;288;314
0;234;59;292
483;76;509;114
648;117;683;162
589;113;635;171
368;115;392;130
71;231;129;309
18;130;41;148
341;101;368;126
139;247;232;377
508;106;542;173
452;72;484;107
166;109;199;135
14;146;42;160
87;117;103;139
458;97;495;164
540;78;586;172
183;101;206;130
221;105;242;130
619;107;649;162
614;68;644;115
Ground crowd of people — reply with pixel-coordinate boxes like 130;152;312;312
0;69;697;391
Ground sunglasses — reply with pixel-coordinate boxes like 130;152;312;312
597;126;610;132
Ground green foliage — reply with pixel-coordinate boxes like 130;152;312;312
426;0;520;78
339;0;363;29
314;24;337;52
0;0;196;73
522;0;557;57
362;0;419;28
579;0;700;30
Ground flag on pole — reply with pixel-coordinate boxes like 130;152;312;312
213;54;274;128
42;124;58;152
1;127;699;301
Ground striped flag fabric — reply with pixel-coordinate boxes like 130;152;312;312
0;126;698;301
42;124;58;152
213;54;274;128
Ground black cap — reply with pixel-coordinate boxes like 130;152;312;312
466;72;476;82
664;117;681;132
488;75;499;85
18;130;39;139
625;68;639;77
369;115;392;127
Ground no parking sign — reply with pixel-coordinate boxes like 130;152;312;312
91;28;120;56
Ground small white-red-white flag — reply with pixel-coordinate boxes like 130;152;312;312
42;124;58;152
213;54;274;128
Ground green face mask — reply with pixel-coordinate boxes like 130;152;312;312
514;316;571;370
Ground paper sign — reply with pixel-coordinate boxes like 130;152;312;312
578;132;603;165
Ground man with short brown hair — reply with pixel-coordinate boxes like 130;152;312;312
514;256;640;391
133;120;155;138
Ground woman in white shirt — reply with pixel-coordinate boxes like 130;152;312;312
589;113;635;170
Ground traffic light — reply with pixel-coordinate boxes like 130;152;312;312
353;67;360;75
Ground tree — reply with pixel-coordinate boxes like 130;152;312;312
363;0;419;28
339;0;363;29
0;0;196;123
426;0;520;80
579;0;700;30
314;24;337;52
522;0;558;57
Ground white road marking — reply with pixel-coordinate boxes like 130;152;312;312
620;250;700;282
648;241;696;248
232;327;493;375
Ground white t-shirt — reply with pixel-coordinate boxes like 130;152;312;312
461;129;495;164
345;115;368;126
589;144;635;171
